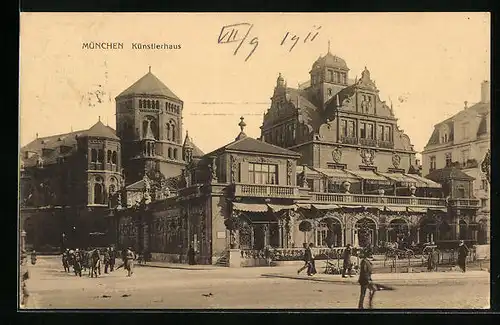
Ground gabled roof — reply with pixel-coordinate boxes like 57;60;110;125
117;71;180;100
84;120;120;140
426;167;475;182
285;87;322;132
212;135;301;157
425;101;490;147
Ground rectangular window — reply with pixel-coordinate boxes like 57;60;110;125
366;123;374;139
377;125;383;140
335;71;340;83
341;73;347;85
445;152;452;167
480;179;489;191
461;122;470;140
384;126;391;142
430;156;436;171
360;123;366;139
481;198;488;208
328;70;334;82
348;121;355;137
248;163;277;185
341;120;347;137
461;149;470;165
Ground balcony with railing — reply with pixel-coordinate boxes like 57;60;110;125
449;198;480;208
233;183;301;198
310;192;446;208
339;136;358;145
377;140;394;149
359;138;377;147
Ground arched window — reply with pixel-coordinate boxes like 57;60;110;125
171;123;176;142
112;151;117;164
173;148;178;160
91;149;97;163
156;100;159;109
109;184;116;195
168;148;172;159
94;183;104;204
166;124;171;140
147;100;151;108
139;100;143;108
97;149;104;163
107;150;112;163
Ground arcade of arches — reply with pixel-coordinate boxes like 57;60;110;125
233;210;486;249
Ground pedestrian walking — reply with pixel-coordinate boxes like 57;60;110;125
62;249;70;272
427;247;439;271
457;240;469;273
103;248;111;274
342;244;353;278
109;246;116;272
297;243;309;275
30;250;37;265
187;246;196;265
124;247;135;277
306;243;317;276
358;249;376;309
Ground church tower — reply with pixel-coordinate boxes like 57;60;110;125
115;67;185;185
308;42;350;109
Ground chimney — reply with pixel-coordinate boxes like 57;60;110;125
481;80;490;103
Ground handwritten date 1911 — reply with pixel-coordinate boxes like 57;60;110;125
218;23;259;62
281;25;322;52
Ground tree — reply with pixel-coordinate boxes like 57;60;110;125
298;220;312;244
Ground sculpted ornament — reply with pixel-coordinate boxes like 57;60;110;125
360;149;375;166
392;153;401;169
332;148;342;164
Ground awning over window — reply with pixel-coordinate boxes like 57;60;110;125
385;206;408;212
297;166;322;178
404;174;442;188
296;203;312;209
267;204;297;212
312;204;341;210
339;205;364;209
313;167;360;184
345;169;392;185
407;207;428;213
232;202;268;213
428;207;448;213
377;172;418;187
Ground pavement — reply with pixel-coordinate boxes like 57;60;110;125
21;256;491;309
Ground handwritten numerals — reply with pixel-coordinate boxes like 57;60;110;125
281;25;321;52
218;23;259;62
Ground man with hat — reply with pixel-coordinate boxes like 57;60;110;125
358;248;377;309
457;240;469;273
342;244;353;278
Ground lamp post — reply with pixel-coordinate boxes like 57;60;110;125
20;229;26;253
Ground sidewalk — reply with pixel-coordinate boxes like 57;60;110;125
261;270;489;286
135;261;221;271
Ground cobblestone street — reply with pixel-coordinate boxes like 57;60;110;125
23;256;490;309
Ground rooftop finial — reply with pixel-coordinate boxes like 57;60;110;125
328;40;331;53
464;101;468;109
36;132;39;139
98;116;101;122
239;116;246;132
149;66;151;73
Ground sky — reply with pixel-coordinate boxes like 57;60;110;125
20;12;490;158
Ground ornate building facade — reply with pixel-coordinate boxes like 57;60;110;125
421;81;490;244
20;120;125;250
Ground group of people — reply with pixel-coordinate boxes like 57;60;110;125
297;243;317;276
61;246;137;277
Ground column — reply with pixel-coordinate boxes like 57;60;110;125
417;227;420;244
250;226;255;249
263;224;269;247
278;220;283;248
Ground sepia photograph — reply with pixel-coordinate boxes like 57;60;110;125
18;12;491;310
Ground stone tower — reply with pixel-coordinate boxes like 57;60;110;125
115;67;186;184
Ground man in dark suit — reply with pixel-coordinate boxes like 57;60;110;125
358;249;376;309
342;244;353;278
306;243;317;276
457;240;470;272
297;243;310;275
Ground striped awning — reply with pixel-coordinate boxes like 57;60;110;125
267;204;297;212
296;203;312;209
232;202;268;213
312;204;341;210
377;172;418;187
404;174;442;188
345;169;392;185
407;207;428;213
313;167;360;183
385;206;407;212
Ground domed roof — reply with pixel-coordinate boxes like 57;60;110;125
312;52;348;70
